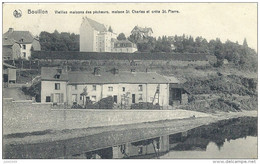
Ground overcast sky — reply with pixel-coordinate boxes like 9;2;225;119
3;3;257;50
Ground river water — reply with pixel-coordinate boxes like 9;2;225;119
70;117;257;159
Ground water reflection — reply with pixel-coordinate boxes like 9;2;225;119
68;117;257;159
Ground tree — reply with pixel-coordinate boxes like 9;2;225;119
243;38;248;48
108;26;113;33
117;33;126;40
39;31;79;51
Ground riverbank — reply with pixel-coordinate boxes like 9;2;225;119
3;110;257;159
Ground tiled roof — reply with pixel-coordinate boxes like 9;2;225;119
3;30;35;44
85;17;107;32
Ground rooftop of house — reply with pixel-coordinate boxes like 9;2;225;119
3;28;37;44
41;67;69;81
132;26;153;33
41;67;179;84
112;39;137;48
2;38;20;46
83;17;107;32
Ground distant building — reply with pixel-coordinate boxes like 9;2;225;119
80;17;116;52
131;26;153;39
80;17;137;53
111;39;137;53
3;28;41;60
40;67;187;107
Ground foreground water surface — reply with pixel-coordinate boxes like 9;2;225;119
69;117;257;159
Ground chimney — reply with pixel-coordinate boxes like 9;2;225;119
112;68;119;75
8;28;14;33
94;67;101;76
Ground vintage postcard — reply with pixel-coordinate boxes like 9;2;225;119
2;2;258;161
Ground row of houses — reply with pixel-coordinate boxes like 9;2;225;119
41;67;188;107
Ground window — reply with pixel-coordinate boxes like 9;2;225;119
55;83;60;90
23;45;26;49
93;85;96;91
72;85;77;90
122;87;125;92
91;96;97;103
46;96;51;102
138;85;143;91
23;52;26;58
108;86;113;91
72;94;77;102
138;94;143;101
54;74;60;79
138;147;143;155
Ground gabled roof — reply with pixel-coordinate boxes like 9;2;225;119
131;26;153;33
84;17;107;32
3;30;35;44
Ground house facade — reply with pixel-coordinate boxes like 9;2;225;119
3;28;41;60
41;67;187;108
111;39;137;53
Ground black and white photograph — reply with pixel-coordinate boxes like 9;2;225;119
1;2;258;161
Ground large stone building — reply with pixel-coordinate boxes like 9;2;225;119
41;67;187;107
3;28;41;60
80;17;137;53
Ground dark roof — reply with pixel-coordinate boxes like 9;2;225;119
3;30;35;44
68;71;169;84
41;67;172;84
85;17;107;32
41;67;68;81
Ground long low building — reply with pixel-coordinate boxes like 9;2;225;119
41;67;188;108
